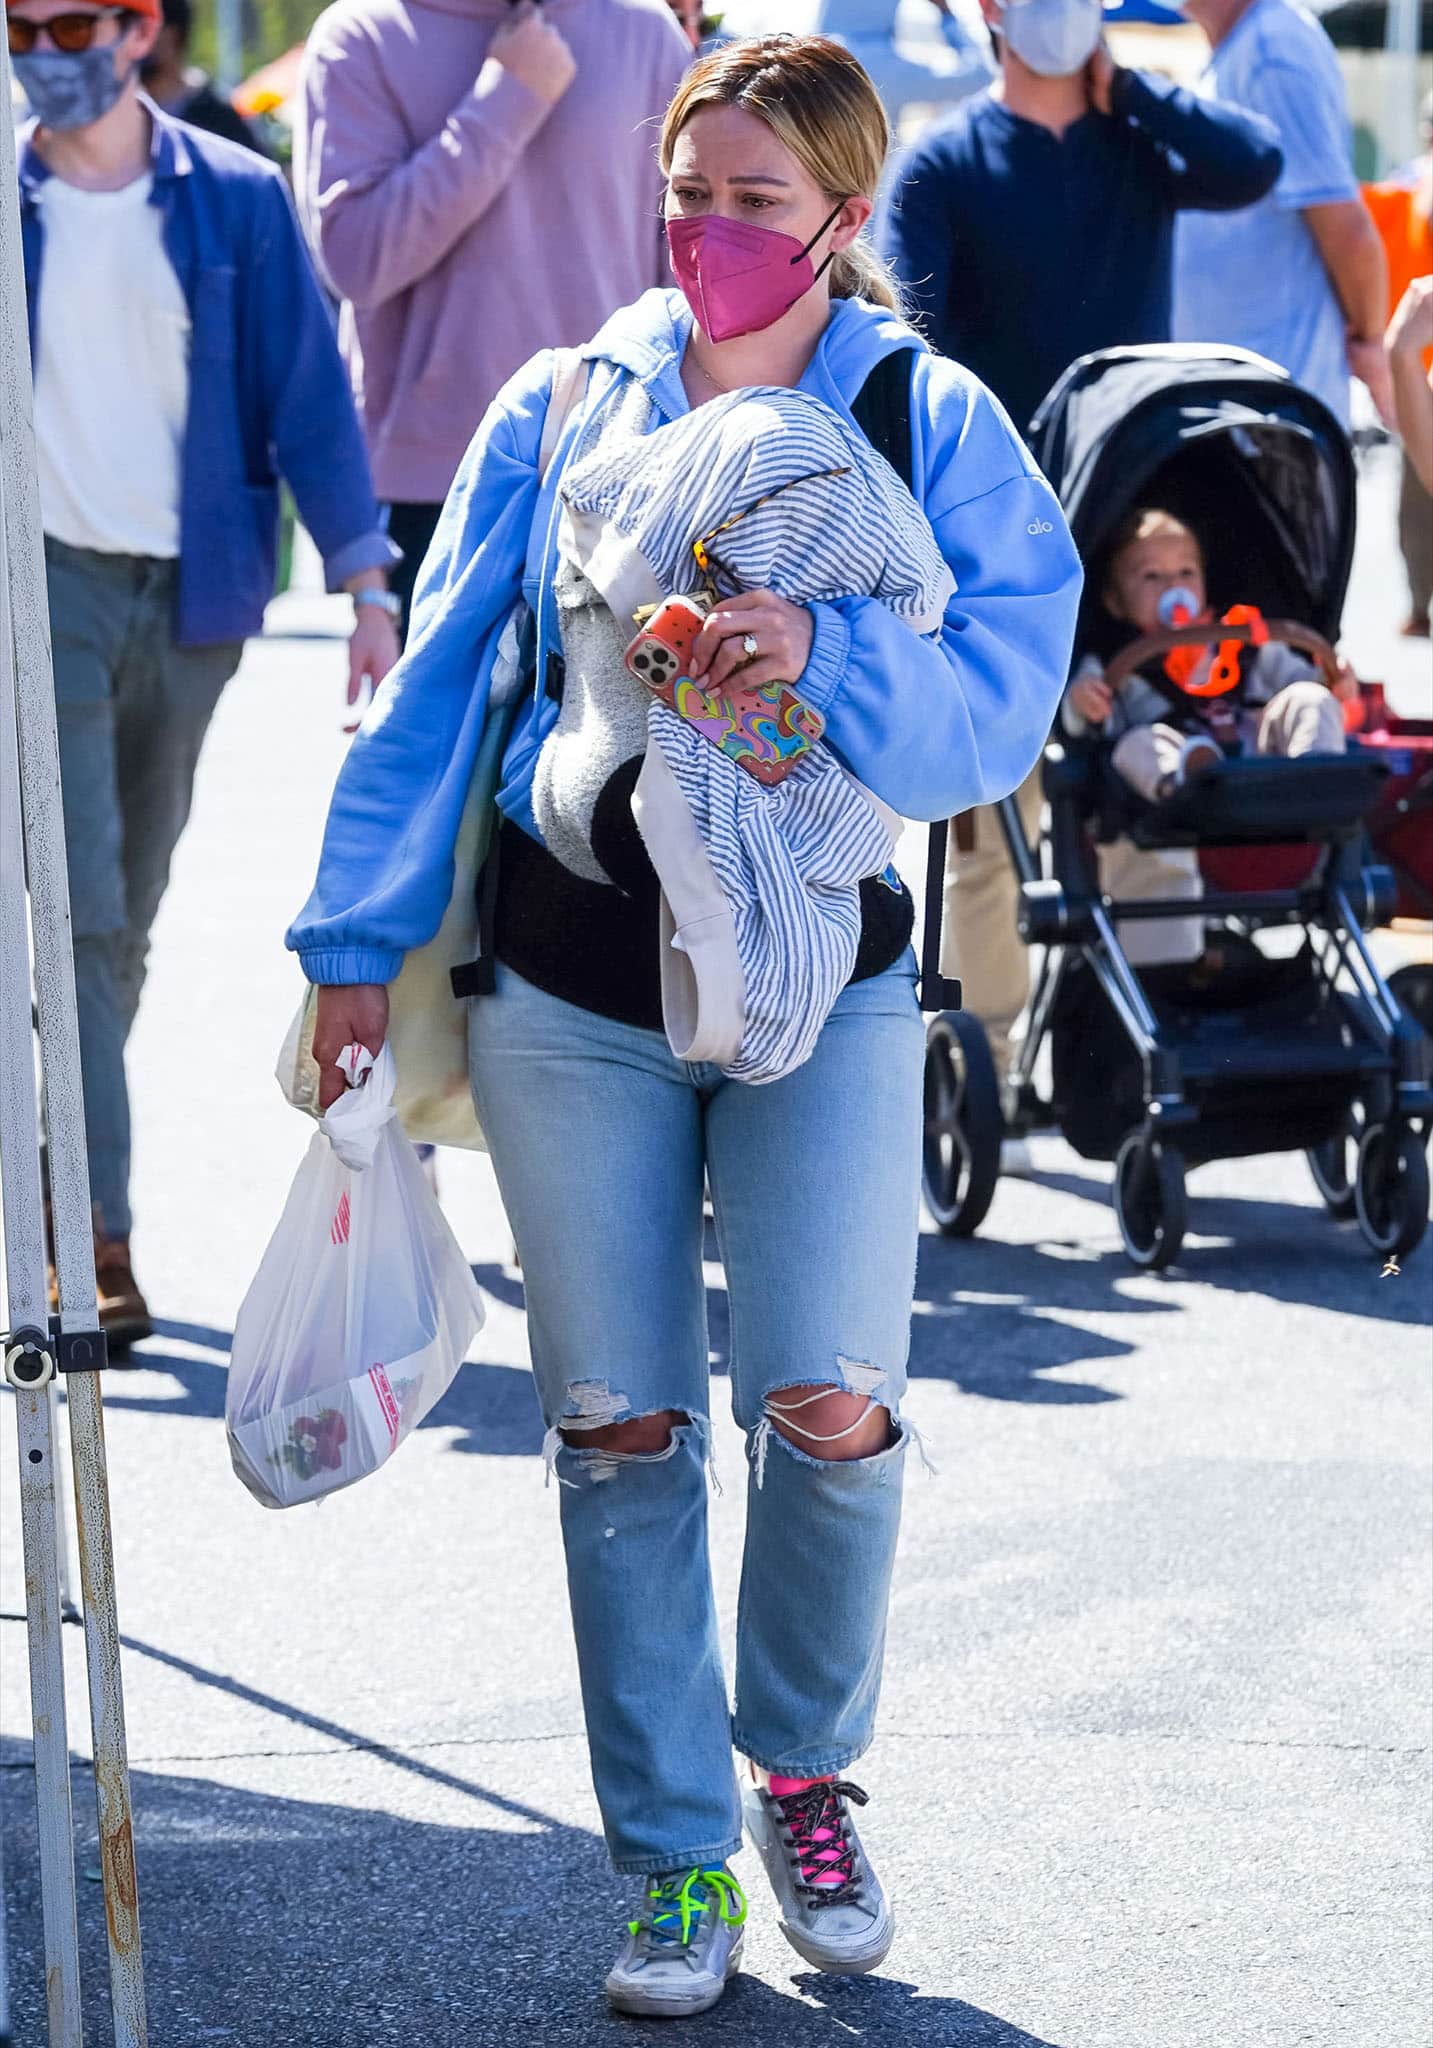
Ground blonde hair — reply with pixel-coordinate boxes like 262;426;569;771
659;35;901;314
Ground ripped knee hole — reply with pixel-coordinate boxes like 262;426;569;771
762;1384;893;1461
559;1407;689;1456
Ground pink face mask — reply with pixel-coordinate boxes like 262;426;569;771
666;203;845;344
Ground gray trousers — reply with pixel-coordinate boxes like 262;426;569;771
47;537;241;1239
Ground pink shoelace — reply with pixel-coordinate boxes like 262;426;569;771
766;1776;869;1908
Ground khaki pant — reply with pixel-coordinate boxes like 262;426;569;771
1400;451;1433;623
939;771;1042;1081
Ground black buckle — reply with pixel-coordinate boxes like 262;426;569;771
49;1316;109;1374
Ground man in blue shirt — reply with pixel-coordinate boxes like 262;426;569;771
1174;0;1392;430
874;0;1281;1127
11;0;400;1344
876;0;1282;432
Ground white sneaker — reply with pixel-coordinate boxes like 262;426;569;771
1000;1136;1035;1178
604;1866;746;2019
743;1777;894;1976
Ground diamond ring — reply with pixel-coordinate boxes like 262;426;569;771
741;633;759;659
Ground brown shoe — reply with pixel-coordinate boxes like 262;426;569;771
92;1214;152;1353
1400;613;1431;638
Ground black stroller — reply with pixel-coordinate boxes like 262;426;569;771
920;345;1432;1270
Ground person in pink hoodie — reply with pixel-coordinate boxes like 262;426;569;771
295;0;691;644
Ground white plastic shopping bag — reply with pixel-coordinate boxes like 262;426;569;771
227;1044;485;1508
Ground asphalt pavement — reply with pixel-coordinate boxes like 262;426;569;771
1;443;1429;2048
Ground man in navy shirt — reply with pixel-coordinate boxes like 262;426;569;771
875;0;1281;1135
877;0;1282;430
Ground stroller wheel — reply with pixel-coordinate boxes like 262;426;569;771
1113;1132;1187;1271
1354;1122;1430;1261
922;1011;1002;1238
1307;1105;1363;1220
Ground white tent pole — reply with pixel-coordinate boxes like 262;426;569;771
0;38;149;2048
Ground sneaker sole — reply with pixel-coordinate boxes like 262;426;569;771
775;1906;895;1977
604;1935;743;2019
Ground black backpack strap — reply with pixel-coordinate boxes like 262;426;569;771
850;347;962;1016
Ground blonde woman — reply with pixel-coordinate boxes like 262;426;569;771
291;35;1081;2019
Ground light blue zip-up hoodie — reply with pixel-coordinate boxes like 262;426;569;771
288;288;1083;987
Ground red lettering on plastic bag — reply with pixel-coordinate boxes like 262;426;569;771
369;1364;401;1444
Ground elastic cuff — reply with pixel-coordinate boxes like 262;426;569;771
323;530;404;592
732;1734;870;1779
799;599;852;718
294;944;404;986
611;1838;745;1878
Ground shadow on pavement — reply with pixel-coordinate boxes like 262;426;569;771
1;1739;1063;2046
1028;1163;1432;1326
104;1139;1430;1454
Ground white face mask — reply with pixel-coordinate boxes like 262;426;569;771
1000;0;1105;77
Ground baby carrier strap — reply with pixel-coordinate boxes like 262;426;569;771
850;346;962;1015
850;344;915;490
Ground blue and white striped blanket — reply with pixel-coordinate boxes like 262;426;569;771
558;384;941;1085
560;385;954;631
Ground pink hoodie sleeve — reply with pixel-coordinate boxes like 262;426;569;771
297;18;560;310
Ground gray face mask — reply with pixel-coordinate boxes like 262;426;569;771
15;46;132;132
1000;0;1104;78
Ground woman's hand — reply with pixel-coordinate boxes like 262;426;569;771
1387;275;1433;361
1067;672;1113;725
688;591;815;692
313;984;389;1112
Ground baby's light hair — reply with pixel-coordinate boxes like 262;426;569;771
1102;506;1203;603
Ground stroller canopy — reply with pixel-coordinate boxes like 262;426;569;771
1028;346;1357;647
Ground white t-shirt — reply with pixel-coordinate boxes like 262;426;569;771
34;173;190;558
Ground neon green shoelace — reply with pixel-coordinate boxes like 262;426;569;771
631;1866;747;1948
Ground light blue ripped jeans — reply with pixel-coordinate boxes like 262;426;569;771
468;955;925;1875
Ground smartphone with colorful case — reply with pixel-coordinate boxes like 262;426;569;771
624;597;825;787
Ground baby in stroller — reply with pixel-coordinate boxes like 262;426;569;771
1064;506;1351;794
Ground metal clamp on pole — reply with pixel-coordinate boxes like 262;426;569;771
48;1316;109;1376
3;1325;55;1388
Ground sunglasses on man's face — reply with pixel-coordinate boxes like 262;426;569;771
8;8;128;54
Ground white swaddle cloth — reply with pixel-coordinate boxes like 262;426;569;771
559;384;955;1084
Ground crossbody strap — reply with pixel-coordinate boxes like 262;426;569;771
850;347;962;1015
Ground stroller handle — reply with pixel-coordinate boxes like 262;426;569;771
1102;620;1341;701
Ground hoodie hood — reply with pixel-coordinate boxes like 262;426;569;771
581;288;930;424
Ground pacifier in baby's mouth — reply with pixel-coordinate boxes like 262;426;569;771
1157;586;1203;630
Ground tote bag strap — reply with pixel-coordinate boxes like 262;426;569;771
539;347;591;481
448;348;592;1003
